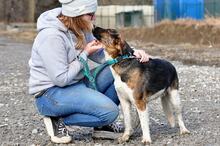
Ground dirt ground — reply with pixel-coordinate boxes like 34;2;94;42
0;20;219;145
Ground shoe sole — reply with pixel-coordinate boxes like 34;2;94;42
43;117;72;144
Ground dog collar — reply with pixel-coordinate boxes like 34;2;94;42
106;54;135;65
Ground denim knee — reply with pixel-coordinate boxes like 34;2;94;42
101;105;119;126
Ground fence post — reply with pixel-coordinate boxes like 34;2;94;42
27;0;36;22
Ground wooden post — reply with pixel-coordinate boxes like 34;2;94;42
27;0;35;22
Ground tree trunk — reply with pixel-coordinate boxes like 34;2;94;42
27;0;35;22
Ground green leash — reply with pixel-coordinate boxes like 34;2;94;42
78;55;133;90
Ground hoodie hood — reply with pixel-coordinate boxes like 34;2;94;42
37;8;67;32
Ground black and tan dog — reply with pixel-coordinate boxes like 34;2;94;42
92;27;190;144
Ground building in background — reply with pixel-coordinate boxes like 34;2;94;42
95;5;154;28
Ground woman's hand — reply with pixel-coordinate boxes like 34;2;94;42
133;49;151;63
84;40;103;55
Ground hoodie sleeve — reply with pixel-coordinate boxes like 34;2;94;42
37;35;85;87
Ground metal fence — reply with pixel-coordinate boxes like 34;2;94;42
94;5;154;28
205;0;220;17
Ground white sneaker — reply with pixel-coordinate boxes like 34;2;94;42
43;117;72;144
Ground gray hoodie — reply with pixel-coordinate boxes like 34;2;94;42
28;8;104;94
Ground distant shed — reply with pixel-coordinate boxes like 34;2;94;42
116;11;144;27
96;5;154;28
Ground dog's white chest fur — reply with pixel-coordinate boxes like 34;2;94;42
104;51;135;102
110;67;135;102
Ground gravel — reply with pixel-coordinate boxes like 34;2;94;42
0;36;219;145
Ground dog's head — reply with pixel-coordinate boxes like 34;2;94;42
92;26;134;58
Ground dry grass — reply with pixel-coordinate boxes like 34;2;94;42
121;18;220;47
159;18;220;26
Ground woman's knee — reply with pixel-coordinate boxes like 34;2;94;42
100;104;119;125
108;107;119;124
35;96;59;117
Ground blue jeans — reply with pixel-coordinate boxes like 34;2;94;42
35;67;120;127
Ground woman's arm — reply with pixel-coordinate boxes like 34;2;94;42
37;35;85;87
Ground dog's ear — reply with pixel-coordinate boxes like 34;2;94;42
112;34;123;53
114;35;121;45
120;41;134;56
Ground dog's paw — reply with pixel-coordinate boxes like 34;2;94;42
180;128;190;135
141;138;151;145
118;134;130;144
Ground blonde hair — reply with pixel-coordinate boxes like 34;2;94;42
58;14;93;49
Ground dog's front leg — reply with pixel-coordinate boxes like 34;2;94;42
116;89;133;143
136;103;152;145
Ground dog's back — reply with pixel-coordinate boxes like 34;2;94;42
113;58;178;97
143;58;178;93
